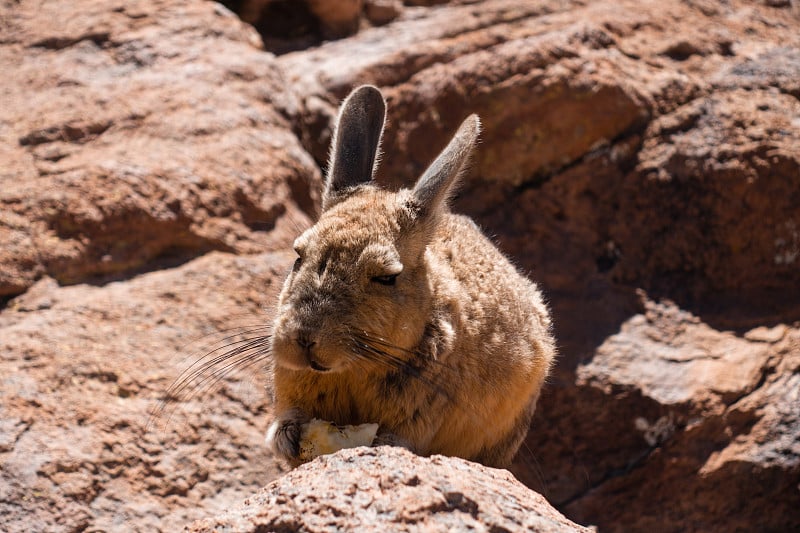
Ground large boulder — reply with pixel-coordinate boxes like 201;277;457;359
0;0;320;297
0;250;292;531
277;0;698;190
188;446;592;533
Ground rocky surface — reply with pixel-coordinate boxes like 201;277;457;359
0;251;291;531
0;0;319;297
1;0;799;532
188;446;592;532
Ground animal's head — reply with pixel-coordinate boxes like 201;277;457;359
271;85;480;373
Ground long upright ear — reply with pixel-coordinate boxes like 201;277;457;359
411;114;480;216
323;85;386;210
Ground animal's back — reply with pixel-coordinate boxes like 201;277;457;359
422;213;555;465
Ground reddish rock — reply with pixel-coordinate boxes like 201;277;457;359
561;308;800;532
0;0;320;297
0;251;292;532
364;0;403;26
277;0;700;188
612;89;800;298
187;447;592;533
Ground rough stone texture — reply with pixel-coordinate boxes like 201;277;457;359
0;0;320;297
562;304;800;532
2;0;800;532
277;0;694;185
0;251;292;532
187;446;592;533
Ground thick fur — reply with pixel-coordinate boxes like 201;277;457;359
267;85;555;468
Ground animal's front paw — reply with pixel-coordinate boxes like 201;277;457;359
266;414;306;464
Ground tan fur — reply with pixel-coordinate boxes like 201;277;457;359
267;86;555;468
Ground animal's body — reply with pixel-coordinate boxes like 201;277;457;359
266;85;555;468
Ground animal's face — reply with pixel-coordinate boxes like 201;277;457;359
270;188;429;373
270;84;479;374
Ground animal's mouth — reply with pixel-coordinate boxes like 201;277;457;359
309;359;330;372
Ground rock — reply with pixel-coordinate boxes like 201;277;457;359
364;0;403;26
558;304;800;532
233;0;376;52
613;89;800;298
0;251;292;532
187;447;592;532
403;0;450;6
0;0;320;297
307;0;364;38
714;46;800;99
278;0;698;188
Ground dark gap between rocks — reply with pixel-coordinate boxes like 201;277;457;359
219;0;323;54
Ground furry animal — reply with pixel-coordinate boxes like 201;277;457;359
266;85;555;468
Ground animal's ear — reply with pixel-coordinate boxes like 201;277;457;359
323;85;386;210
411;114;480;217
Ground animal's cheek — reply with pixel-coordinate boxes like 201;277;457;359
271;306;294;336
277;300;301;324
352;301;397;332
271;311;305;350
270;332;307;371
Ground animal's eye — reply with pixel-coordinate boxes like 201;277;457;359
371;274;398;286
292;256;302;272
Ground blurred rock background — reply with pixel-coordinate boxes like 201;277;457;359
1;0;798;531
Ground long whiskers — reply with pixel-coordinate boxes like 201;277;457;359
148;327;273;431
172;324;273;367
346;330;453;403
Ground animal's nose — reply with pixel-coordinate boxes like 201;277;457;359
295;334;329;372
296;335;316;351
